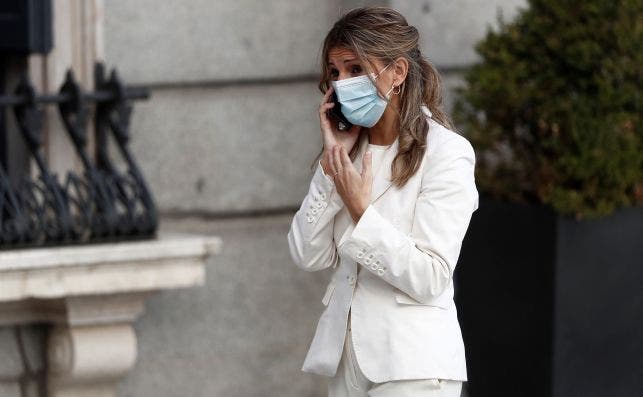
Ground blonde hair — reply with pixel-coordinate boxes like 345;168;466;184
311;6;452;187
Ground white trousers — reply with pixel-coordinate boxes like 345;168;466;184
328;314;463;397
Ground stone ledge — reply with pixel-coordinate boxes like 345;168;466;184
0;233;221;303
0;232;221;397
0;232;221;272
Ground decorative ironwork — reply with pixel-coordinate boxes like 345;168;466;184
0;61;157;248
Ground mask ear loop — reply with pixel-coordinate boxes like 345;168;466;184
385;84;396;98
378;62;392;76
371;62;393;81
371;62;398;100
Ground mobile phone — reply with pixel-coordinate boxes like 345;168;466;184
328;92;353;131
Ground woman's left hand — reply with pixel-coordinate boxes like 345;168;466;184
326;145;372;223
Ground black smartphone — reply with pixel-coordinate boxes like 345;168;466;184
328;92;353;131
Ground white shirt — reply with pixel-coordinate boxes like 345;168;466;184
366;141;392;177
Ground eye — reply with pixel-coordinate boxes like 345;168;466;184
350;65;363;75
329;68;339;79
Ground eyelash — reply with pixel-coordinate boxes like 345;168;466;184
329;65;363;78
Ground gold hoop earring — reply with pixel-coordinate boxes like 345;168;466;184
392;84;401;95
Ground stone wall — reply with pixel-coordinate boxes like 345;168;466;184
104;0;345;214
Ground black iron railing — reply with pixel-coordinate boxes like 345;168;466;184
0;61;157;249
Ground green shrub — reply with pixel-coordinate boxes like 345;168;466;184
453;0;642;219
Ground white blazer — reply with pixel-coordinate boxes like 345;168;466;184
287;106;479;383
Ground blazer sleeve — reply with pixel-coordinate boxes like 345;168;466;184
287;160;345;272
337;137;479;303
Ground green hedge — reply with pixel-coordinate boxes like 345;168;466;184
454;0;642;219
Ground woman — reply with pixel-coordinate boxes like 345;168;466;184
287;6;479;397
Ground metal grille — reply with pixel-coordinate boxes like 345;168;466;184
0;61;157;248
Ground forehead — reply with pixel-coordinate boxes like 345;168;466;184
327;47;357;62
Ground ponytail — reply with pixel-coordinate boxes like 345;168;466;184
417;53;453;130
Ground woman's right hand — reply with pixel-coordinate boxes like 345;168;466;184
319;86;361;175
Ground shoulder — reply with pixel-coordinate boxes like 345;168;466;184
423;117;476;168
417;116;479;210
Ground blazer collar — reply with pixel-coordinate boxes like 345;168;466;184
353;132;399;205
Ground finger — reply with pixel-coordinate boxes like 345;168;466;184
319;102;335;115
319;103;334;132
361;150;372;180
326;148;337;176
339;146;352;168
320;86;334;106
319;101;336;124
332;145;343;175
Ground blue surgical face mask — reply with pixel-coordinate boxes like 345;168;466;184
330;63;394;128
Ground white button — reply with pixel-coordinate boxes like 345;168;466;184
320;193;327;200
364;258;371;264
316;202;323;208
312;208;318;214
356;252;364;258
377;269;385;276
307;216;314;223
370;263;378;271
367;254;374;259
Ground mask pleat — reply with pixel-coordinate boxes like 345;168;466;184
340;96;373;112
347;101;377;118
331;74;389;127
336;83;375;101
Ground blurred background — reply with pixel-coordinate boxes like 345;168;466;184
2;1;640;397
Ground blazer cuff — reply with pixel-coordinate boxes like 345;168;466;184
338;204;392;274
312;160;343;205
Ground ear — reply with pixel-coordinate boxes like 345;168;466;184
392;56;409;89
